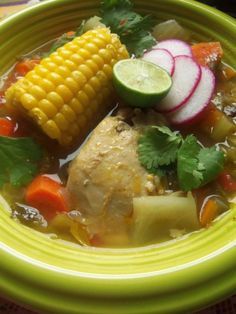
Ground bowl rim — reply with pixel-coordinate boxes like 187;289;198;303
0;1;236;313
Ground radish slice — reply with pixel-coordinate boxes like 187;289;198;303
167;66;215;125
156;55;201;113
154;39;192;57
142;48;175;76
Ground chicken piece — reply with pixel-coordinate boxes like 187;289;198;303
66;115;160;244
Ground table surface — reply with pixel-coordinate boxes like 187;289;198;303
0;0;235;313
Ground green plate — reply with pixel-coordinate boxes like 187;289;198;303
0;1;236;313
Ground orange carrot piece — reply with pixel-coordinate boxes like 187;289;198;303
25;175;69;221
15;59;40;76
192;42;223;68
67;31;75;36
200;198;219;227
0;118;16;136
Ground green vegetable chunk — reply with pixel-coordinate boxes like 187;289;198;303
0;137;43;187
133;192;200;245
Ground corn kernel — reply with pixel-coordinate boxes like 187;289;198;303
42;120;61;139
92;38;105;48
40;78;55;93
47;91;64;108
54;112;69;131
103;64;113;78
55;65;71;78
84;43;98;54
35;65;50;77
26;73;41;84
30;108;48;125
79;48;91;60
71;71;87;86
70;53;84;65
99;49;112;63
77;90;89;106
47;72;64;85
51;54;64;65
69;98;84;114
60;105;76;122
89;77;101;92
64;77;79;94
45;61;57;71
56;85;73;103
73;38;86;46
65;42;79;52
58;48;72;59
64;59;77;71
96;71;109;86
38;99;57;118
78;64;93;80
85;60;99;74
84;84;96;99
20;93;37;110
28;85;47;100
92;55;104;69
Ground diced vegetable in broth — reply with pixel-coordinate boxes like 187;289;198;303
0;0;235;248
133;193;199;244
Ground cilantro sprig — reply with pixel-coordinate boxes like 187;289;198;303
0;136;43;188
138;126;225;191
101;0;156;56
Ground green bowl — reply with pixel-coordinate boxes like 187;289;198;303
0;1;236;313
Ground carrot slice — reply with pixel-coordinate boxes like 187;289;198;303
200;198;219;227
192;42;223;69
0;118;16;136
15;59;40;76
25;175;69;220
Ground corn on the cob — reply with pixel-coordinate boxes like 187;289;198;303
6;28;129;145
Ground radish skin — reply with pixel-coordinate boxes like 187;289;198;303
142;48;175;76
154;39;192;57
156;55;201;113
167;66;215;125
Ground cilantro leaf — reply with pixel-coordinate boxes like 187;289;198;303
177;135;203;191
177;136;225;191
0;137;43;188
101;0;156;56
198;147;225;184
138;126;182;174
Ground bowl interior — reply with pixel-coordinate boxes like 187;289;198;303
0;1;236;313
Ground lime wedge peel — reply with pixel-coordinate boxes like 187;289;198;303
113;59;172;108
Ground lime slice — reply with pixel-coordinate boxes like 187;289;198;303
113;59;172;108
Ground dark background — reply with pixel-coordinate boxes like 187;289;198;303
199;0;236;17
